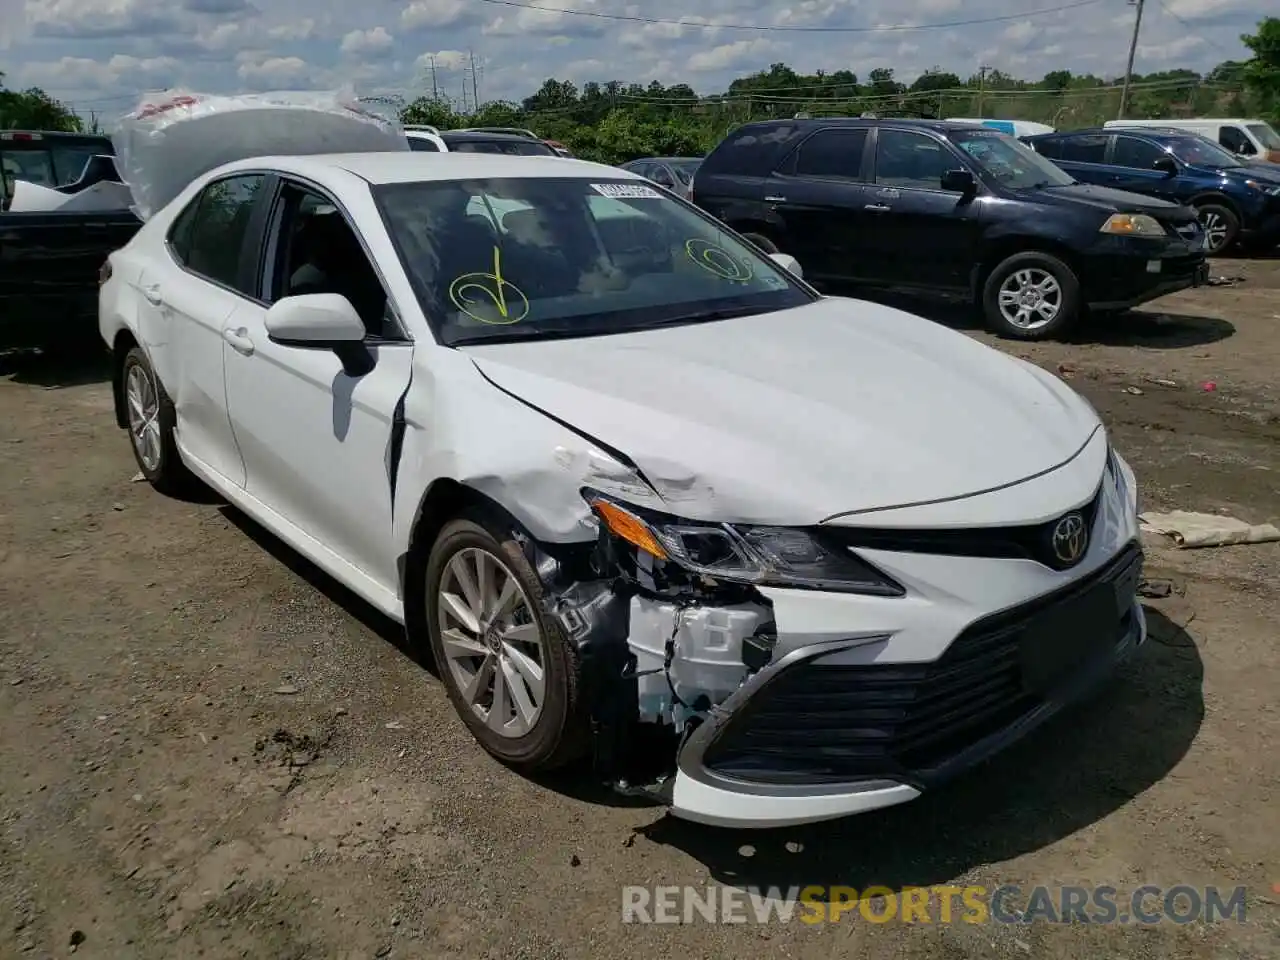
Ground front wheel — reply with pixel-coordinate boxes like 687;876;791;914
981;251;1081;340
424;517;587;772
1194;203;1239;254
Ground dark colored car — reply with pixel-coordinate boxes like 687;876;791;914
1;131;140;349
618;157;702;197
1023;128;1280;254
689;118;1209;339
407;130;559;156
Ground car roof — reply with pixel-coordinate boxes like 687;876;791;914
216;152;630;185
736;117;987;133
1039;127;1197;141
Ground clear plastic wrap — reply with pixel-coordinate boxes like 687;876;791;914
111;86;408;220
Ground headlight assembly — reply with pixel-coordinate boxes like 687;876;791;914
585;491;904;596
1099;213;1166;238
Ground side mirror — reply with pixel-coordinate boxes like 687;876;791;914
265;293;365;346
1152;156;1178;177
768;252;803;279
941;168;976;195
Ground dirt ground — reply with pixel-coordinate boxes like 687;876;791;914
2;258;1278;960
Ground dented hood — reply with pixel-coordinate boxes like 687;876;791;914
462;297;1100;525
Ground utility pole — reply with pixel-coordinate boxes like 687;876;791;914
1118;0;1145;120
429;54;438;100
469;49;480;111
976;64;991;116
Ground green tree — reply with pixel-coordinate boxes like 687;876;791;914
0;73;81;131
1240;16;1280;118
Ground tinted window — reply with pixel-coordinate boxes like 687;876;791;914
1246;123;1280;150
794;129;867;178
1058;135;1108;163
648;165;677;187
446;138;556;156
1112;136;1166;169
184;174;265;292
1218;125;1254;155
875;129;952;189
408;137;439;152
1166;136;1240;169
374;177;811;347
670;160;700;184
1028;137;1062;159
951;129;1075;189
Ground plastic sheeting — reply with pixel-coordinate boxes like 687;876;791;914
111;86;409;220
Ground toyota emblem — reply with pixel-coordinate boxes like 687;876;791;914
1050;512;1088;565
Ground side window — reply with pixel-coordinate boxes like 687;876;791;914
875;129;953;190
1218;126;1254;156
1112;136;1165;169
649;165;676;188
1030;138;1062;159
793;129;868;179
408;136;439;152
1058;135;1108;163
167;197;201;263
184;174;265;293
270;182;392;339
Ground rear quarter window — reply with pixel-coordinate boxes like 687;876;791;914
697;123;805;178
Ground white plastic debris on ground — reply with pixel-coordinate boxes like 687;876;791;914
111;86;409;221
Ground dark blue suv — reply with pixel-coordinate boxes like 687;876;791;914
1024;128;1280;253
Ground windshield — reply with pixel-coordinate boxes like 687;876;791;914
446;138;556;156
1247;123;1280;150
949;129;1075;189
374;177;812;346
670;160;701;185
1168;136;1241;168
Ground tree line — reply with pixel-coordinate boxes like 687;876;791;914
4;16;1277;167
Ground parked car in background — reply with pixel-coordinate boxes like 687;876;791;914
1024;127;1280;253
690;118;1208;339
1104;118;1280;165
100;148;1145;829
618;157;702;198
459;127;573;157
404;128;559;156
1;130;140;349
946;118;1055;138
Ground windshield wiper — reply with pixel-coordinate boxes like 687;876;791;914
628;305;767;329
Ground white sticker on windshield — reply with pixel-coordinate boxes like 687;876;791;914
591;182;662;199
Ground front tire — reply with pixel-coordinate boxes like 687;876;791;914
1194;203;1238;254
424;517;587;772
121;346;191;494
981;251;1081;340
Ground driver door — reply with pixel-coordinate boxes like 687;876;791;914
220;178;414;596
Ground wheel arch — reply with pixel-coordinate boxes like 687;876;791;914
1187;192;1240;218
975;235;1081;300
111;329;140;429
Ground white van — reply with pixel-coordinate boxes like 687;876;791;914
946;118;1056;138
1103;119;1280;164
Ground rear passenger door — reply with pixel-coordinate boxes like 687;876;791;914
766;126;871;282
862;127;984;290
1053;133;1114;185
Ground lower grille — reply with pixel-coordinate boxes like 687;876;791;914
701;544;1142;786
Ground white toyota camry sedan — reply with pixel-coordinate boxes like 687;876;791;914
100;151;1145;829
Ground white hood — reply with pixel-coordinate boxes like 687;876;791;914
463;297;1100;526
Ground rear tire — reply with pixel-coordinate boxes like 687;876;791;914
121;346;192;495
981;251;1081;340
424;516;588;772
1194;203;1239;254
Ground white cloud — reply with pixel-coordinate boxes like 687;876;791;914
415;49;469;71
237;55;311;86
688;39;779;72
340;26;394;57
400;0;478;31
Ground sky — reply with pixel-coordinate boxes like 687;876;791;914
0;0;1263;119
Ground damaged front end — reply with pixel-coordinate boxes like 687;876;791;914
507;482;902;809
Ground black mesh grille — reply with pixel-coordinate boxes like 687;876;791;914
701;544;1142;786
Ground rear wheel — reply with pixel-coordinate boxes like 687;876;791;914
121;346;192;494
1194;203;1238;254
424;517;587;772
981;251;1081;340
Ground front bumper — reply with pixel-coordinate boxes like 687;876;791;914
1080;238;1208;312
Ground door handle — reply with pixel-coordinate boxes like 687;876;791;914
864;204;892;212
222;327;255;356
764;195;787;202
142;283;163;305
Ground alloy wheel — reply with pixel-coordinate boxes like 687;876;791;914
1200;211;1228;253
125;362;162;471
997;267;1063;331
436;546;546;739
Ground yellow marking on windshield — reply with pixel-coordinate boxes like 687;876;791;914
448;245;530;325
685;238;754;282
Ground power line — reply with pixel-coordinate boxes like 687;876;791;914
1152;0;1240;61
473;0;1106;33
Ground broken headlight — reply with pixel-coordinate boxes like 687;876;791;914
585;491;904;596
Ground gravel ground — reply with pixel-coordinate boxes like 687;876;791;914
1;257;1278;959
